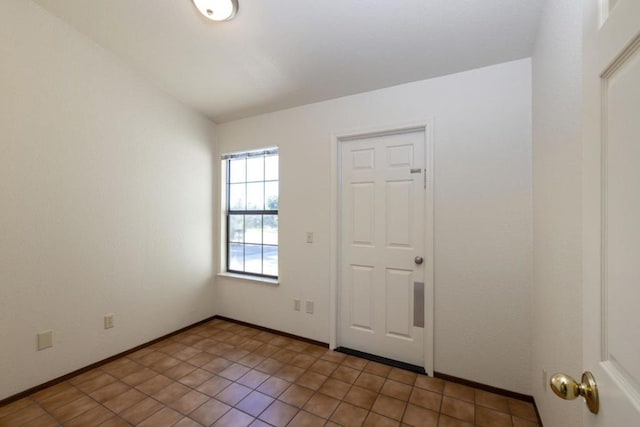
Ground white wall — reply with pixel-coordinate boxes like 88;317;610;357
531;0;583;425
216;59;533;394
0;0;217;400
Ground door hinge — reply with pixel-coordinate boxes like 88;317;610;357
424;168;427;189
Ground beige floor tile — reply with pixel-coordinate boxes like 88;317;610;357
49;395;98;422
237;369;270;389
409;387;442;412
364;361;392;377
216;382;252;406
90;381;131;403
168;390;210;415
343;385;378;410
363;411;400;427
213;407;255;427
174;416;203;427
137;407;183;427
371;394;407;421
512;415;540;426
135;374;173;395
330;401;369;426
274;364;305;382
152;382;190;405
119;397;164;424
295;371;327;391
342;355;368;370
388;368;417;385
65;405;114;427
278;384;314;408
0;404;47;426
0;398;33;418
354;372;386;392
189;398;231;426
289;353;316;369
236;390;274;417
177;368;214;388
256;376;290;398
414;375;445;394
440;396;475;423
196;375;232;397
121;367;156;386
102;387;146;413
476;405;512;427
402;403;439;426
258;400;298;427
475;389;510;413
331;365;361;384
302;392;340;418
318;378;351;400
163;362;197;380
508;398;538;421
443;382;475;403
309;359;338;376
380;379;413;401
288;410;326;427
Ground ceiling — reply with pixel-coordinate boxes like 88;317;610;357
33;0;544;123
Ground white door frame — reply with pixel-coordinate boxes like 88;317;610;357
329;119;435;375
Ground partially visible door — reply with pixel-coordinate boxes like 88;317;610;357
339;130;428;368
583;0;640;425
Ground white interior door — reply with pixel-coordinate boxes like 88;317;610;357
339;129;429;369
583;0;640;425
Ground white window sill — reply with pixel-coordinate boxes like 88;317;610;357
216;272;279;286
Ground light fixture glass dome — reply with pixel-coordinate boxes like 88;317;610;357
192;0;238;21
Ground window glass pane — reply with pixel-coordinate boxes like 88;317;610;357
263;215;278;245
244;244;262;274
225;149;278;278
229;183;246;210
246;157;264;182
246;182;264;210
265;181;278;210
229;243;244;271
263;246;278;276
229;158;246;183
265;155;278;181
229;215;244;243
245;215;263;244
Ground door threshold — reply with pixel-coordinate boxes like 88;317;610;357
335;347;426;375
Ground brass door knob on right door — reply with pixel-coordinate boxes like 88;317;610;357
550;371;599;414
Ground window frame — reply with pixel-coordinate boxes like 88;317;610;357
223;147;279;279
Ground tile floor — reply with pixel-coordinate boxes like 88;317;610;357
0;319;540;426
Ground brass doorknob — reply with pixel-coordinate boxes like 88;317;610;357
550;371;599;414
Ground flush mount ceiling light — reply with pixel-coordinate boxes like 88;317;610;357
192;0;238;21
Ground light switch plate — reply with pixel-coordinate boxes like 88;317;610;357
104;314;115;329
306;232;314;243
305;300;314;314
294;299;301;311
37;330;53;350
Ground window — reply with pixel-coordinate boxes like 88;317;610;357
224;147;278;278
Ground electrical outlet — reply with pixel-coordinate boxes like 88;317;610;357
306;232;314;243
37;330;53;351
294;299;301;311
104;314;115;329
542;369;548;391
305;300;314;314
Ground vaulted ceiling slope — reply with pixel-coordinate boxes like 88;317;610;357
33;0;544;122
